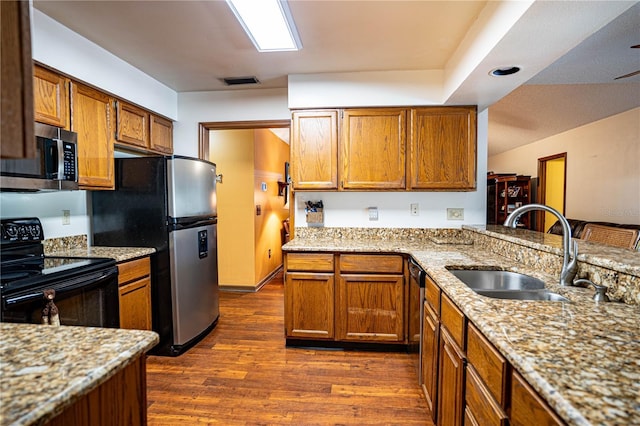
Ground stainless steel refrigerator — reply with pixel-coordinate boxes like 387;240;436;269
92;156;219;356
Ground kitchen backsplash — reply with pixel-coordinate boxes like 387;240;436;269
43;235;88;254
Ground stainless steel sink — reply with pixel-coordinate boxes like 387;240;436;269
448;269;570;302
449;269;546;291
475;289;570;302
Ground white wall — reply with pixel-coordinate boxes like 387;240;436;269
488;107;640;224
0;191;91;240
293;109;489;229
174;89;290;157
31;8;177;119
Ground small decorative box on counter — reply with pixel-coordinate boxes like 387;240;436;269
305;200;324;227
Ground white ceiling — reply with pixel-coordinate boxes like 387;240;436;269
33;0;640;155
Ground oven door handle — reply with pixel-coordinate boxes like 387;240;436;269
3;267;118;306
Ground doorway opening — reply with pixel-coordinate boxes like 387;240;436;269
537;153;567;232
199;120;291;292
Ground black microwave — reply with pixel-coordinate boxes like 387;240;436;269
0;123;78;191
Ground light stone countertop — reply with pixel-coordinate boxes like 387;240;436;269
0;323;158;426
46;246;156;263
282;228;640;426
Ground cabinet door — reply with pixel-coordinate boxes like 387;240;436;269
33;65;69;129
290;110;338;190
116;101;149;149
70;82;115;189
285;272;335;339
510;371;564;426
437;327;465;426
409;107;476;190
1;0;35;159
150;114;173;154
465;366;508;426
119;277;152;330
422;302;440;421
341;108;406;190
336;273;404;342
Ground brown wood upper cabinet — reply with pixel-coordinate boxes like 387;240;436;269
116;101;149;149
1;0;35;159
409;107;476;190
116;102;173;154
33;65;69;129
70;81;116;189
290;106;476;191
341;108;406;190
290;109;339;190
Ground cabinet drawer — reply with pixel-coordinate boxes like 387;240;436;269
339;254;403;274
117;257;151;286
465;365;508;426
425;274;441;315
286;253;334;272
467;322;508;406
440;293;466;349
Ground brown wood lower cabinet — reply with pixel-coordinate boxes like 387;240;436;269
437;326;465;426
118;257;152;331
511;370;565;426
46;355;147;426
284;252;406;344
419;272;564;426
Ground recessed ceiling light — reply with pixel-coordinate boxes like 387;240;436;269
490;67;521;77
226;0;302;52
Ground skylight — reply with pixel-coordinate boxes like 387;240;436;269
226;0;302;52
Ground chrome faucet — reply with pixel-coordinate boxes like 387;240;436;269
504;204;578;286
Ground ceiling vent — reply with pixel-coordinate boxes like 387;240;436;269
222;76;260;86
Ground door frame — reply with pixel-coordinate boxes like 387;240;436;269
197;119;293;230
536;152;567;232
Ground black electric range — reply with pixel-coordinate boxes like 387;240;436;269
0;218;120;327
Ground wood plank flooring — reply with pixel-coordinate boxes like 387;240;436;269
146;273;432;425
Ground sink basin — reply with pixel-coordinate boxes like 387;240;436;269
449;269;546;291
475;290;570;302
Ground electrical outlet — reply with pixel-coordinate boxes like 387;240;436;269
368;207;378;221
447;208;464;220
410;203;419;216
62;210;71;225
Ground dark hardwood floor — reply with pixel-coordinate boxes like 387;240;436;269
146;272;432;425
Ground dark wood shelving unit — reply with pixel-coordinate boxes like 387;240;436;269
487;174;532;229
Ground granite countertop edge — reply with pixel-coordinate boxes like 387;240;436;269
1;324;159;426
46;246;156;263
282;233;640;426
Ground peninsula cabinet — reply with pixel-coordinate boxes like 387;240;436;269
33;64;69;129
290;106;476;191
290;110;339;190
70;81;116;189
117;256;152;331
336;254;405;341
419;274;564;426
284;252;335;339
409;107;476;190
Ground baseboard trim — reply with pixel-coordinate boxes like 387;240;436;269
220;265;283;293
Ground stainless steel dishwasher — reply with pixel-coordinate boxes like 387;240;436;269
408;257;426;384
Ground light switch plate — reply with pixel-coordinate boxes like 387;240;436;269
447;208;464;220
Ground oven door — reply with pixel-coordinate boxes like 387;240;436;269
1;266;120;328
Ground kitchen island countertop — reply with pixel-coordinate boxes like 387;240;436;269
283;227;640;426
0;323;158;426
